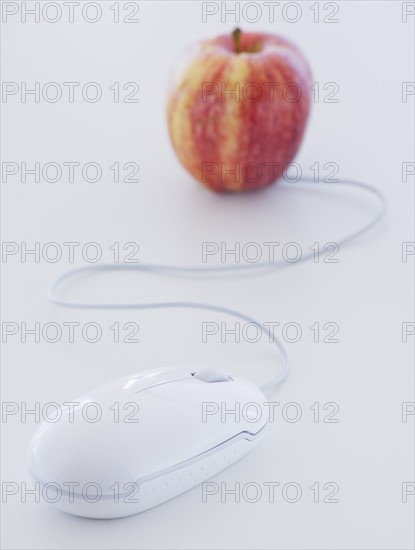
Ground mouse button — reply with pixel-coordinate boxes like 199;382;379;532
192;367;231;383
130;367;196;394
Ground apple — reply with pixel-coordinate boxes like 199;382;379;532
167;28;312;192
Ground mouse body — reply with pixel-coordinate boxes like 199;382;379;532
28;366;269;518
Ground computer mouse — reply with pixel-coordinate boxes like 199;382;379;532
27;366;269;519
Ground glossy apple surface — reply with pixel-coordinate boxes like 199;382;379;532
167;29;312;192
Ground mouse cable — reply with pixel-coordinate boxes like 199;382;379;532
48;176;386;395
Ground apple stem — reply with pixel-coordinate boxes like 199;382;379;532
232;28;242;53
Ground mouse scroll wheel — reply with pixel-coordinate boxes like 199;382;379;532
193;368;231;383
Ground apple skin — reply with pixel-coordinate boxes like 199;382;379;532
167;30;312;192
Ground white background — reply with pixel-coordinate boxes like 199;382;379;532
1;1;414;549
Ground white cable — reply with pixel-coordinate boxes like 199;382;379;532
48;177;386;394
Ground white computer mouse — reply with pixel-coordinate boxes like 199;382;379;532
27;366;269;518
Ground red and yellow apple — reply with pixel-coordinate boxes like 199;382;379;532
167;29;312;192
